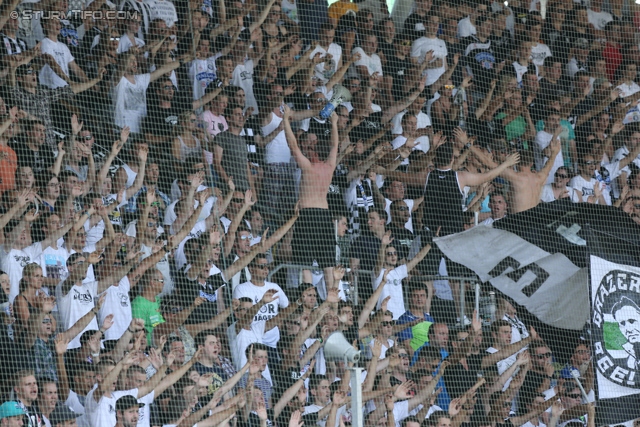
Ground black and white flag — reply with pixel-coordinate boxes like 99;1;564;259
435;225;589;330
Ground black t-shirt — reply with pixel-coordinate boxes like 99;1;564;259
350;233;381;272
388;225;415;261
248;408;275;427
463;36;497;94
521;369;549;396
383;56;413;101
350;111;385;142
271;363;302;398
489;31;513;63
10;142;55;174
142;103;181;138
175;271;227;325
443;353;483;398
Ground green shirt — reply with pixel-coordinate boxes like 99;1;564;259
131;296;165;346
495;113;527;145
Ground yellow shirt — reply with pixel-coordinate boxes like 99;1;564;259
328;1;358;22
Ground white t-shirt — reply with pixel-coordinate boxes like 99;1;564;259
310;43;343;83
530;43;552;68
233;320;267;370
117;35;145;54
352;47;383;77
587;9;613;30
569;175;609;204
616;81;640;99
85;386;137;427
232;60;258;114
534;130;564;184
56;280;99;349
486;346;517;389
189;57;217;102
457;16;476;38
99;276;132;341
391;111;432;135
261;112;290;164
112;73;152;133
232;281;290;348
411;37;447;86
39;245;70;282
373;264;408;320
39;37;73;89
172;221;207;271
1;242;44;302
66;390;86;415
540;184;580;203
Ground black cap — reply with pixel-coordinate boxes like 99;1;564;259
49;405;80;426
115;395;144;412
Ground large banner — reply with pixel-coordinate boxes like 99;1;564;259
435;225;590;330
590;256;640;425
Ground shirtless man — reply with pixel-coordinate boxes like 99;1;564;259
283;105;340;291
463;128;561;213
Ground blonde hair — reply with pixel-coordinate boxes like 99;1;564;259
19;263;42;294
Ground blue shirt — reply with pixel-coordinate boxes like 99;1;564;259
396;310;435;342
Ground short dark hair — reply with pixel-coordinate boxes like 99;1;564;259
491;319;511;335
245;343;270;359
434;143;454;166
194;329;217;348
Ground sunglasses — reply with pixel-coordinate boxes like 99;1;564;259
20;69;35;75
168;306;184;313
398;353;409;359
381;320;395;327
232;198;244;203
253;263;270;269
42;318;52;324
555;174;568;179
566;394;582;399
110;37;120;41
287;320;301;325
394;206;409;212
83;135;93;140
239;234;254;240
535;352;552;359
147;222;158;228
163;85;174;90
386;251;397;256
398;40;411;46
444;85;455;90
69;260;85;266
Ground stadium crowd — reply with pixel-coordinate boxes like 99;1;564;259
0;0;635;425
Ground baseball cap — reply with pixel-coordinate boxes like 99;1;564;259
116;396;144;412
0;402;26;419
49;405;80;426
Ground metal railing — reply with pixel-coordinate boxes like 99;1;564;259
267;263;481;322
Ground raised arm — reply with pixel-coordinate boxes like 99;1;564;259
458;152;520;189
223;189;254;257
405;243;431;273
283;105;310;169
150;60;181;82
481;327;537;368
124;144;148;199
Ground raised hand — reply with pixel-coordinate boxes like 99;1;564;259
504;152;520;167
382;230;394;246
71;114;83;135
289;410;304;427
371;339;383;359
449;398;463;416
244;189;256;207
333;265;346;283
551;401;565;418
118;125;130;145
102;314;114;331
453;127;469;145
147;347;164;370
54;334;70;355
111;139;125;156
138;144;149;163
384;394;395;411
380;295;391;312
261;289;279;304
256;401;268;420
165;350;176;367
332;390;347;406
394;380;415;400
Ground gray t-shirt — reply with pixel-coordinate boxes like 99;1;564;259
217;131;250;191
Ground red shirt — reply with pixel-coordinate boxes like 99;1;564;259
0;144;17;195
603;42;622;81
